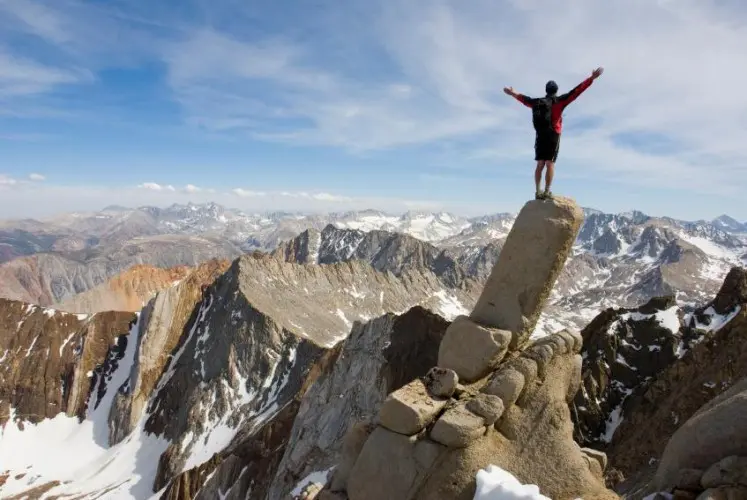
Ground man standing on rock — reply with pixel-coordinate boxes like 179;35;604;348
504;67;604;200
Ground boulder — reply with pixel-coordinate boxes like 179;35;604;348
525;344;554;380
378;379;448;436
482;368;525;407
415;352;618;500
424;367;459;398
673;490;699;500
466;394;505;426
652;377;747;491
675;468;705;491
581;447;609;472
348;352;617;500
504;356;539;386
437;316;511;382
701;456;747;489
346;427;445;500
696;486;747;500
430;403;487;448
328;420;376;492
469;196;584;348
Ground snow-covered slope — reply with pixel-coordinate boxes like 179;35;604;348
0;315;171;498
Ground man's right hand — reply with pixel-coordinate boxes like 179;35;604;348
503;86;515;96
592;67;604;79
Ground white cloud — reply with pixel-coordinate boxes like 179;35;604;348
310;192;352;202
137;182;175;191
231;189;352;202
232;188;266;197
0;174;17;186
183;184;201;193
28;173;45;181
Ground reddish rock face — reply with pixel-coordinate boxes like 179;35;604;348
0;298;136;426
58;259;231;314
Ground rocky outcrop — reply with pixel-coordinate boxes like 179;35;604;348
57;262;228;314
570;268;747;490
266;306;450;499
600;272;747;494
0;298;136;425
572;294;684;447
635;378;747;498
315;196;617;500
338;329;615;500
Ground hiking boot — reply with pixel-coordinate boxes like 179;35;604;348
535;190;543;200
543;189;554;200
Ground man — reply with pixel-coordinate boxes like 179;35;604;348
504;67;603;200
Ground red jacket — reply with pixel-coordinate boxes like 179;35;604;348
513;76;594;134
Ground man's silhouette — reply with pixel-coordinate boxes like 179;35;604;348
504;67;603;200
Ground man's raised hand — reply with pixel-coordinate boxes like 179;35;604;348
503;86;515;96
592;67;604;79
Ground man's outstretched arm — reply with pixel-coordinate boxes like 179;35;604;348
557;67;603;107
504;86;534;107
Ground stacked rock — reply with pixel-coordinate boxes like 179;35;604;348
318;196;620;500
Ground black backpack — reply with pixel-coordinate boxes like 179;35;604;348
532;96;556;133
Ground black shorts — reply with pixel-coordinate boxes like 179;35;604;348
535;131;560;162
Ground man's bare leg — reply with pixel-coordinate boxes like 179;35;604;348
544;161;555;198
535;161;546;197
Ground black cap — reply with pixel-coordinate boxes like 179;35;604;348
545;80;558;96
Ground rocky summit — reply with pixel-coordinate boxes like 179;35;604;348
1;197;746;500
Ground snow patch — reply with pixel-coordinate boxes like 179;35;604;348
624;306;681;334
688;305;741;332
601;406;623;443
336;308;352;329
154;296;213;397
433;290;468;320
473;464;551;500
59;332;77;356
25;335;39;357
290;467;336;497
346;285;366;299
678;233;737;260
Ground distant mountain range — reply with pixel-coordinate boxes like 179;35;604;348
0;202;745;338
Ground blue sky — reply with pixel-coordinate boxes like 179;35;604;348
1;0;746;221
